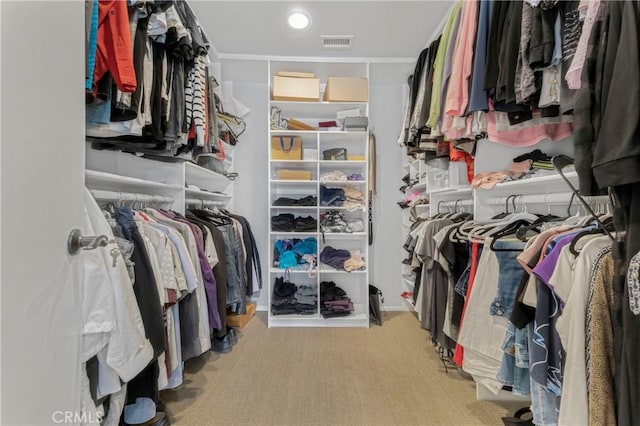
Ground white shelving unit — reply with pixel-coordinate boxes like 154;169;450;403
85;148;234;214
267;59;370;328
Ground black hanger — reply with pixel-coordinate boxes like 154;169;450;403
492;194;517;219
553;155;614;243
489;219;533;252
568;216;615;256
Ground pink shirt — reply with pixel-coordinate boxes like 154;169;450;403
565;0;604;89
485;111;574;146
444;0;478;117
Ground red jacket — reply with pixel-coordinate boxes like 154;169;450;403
93;0;136;93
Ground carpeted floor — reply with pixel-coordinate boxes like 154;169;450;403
163;311;522;425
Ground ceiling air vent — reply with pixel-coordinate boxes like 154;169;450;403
322;35;353;49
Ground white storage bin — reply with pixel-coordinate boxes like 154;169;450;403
426;159;469;192
426;158;450;192
448;161;468;188
303;148;318;160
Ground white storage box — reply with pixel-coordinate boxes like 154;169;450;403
303;148;318;160
427;159;469;192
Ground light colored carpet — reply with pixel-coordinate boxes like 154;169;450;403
163;312;521;426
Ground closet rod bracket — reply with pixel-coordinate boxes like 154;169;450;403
67;229;110;255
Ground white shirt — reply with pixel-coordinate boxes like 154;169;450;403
553;236;611;426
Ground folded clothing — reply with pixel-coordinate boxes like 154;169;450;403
320;246;351;270
320;246;366;272
273;195;317;206
320;186;346;207
320;171;348;183
272;279;319;316
272;214;317;232
344;250;366;272
320;281;353;318
273;238;317;268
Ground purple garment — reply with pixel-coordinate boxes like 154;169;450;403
533;233;580;289
159;210;221;330
530;233;578;395
320;246;351;270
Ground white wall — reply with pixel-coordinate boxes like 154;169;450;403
220;60;271;308
222;59;411;311
369;63;413;310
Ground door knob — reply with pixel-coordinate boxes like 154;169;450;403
67;229;111;255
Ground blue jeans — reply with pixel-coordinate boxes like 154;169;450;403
491;239;526;318
497;322;530;396
527;322;560;426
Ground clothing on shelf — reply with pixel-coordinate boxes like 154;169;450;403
272;195;317;207
272;238;317;270
271;278;318;316
271;214;318;232
320;281;355;318
320;246;366;272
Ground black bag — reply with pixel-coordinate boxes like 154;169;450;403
323;148;347;160
369;284;384;325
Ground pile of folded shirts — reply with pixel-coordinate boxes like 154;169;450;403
271;278;318;315
273;195;317;206
319;245;366;272
320;281;354;318
319;171;365;183
342;185;365;210
271;214;317;232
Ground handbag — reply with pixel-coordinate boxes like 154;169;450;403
369;284;384;325
323;148;347;161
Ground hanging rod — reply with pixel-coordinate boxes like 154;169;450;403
487;193;574;206
90;189;174;205
185;198;227;208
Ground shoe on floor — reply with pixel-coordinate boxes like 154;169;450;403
227;327;238;345
211;335;233;354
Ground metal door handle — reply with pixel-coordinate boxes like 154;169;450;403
67;229;111;255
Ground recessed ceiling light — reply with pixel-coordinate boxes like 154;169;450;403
288;11;310;30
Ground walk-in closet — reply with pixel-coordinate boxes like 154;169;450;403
2;1;639;425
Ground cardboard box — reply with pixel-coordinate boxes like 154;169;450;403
276;71;315;78
276;169;312;180
227;302;256;331
348;155;366;161
324;77;368;102
272;75;320;101
271;136;302;160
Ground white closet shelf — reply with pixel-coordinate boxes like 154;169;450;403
480;170;578;191
271;160;318;165
319;180;367;185
271;205;318;210
184;163;231;195
270;268;315;274
269;231;318;236
270;130;368;136
268;304;369;328
322;232;368;238
85;170;182;193
319;206;366;211
428;186;472;196
270;100;367;118
271;179;319;184
319;160;367;165
185;188;231;202
318;268;367;274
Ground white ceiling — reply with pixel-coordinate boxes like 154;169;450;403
189;1;453;59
